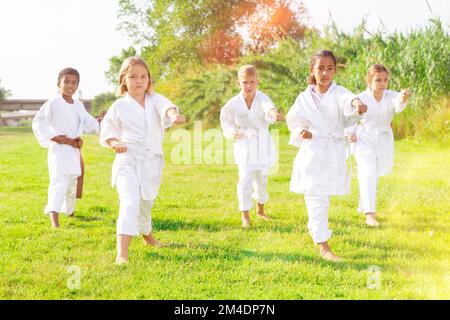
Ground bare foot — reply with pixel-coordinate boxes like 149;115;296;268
321;251;342;262
142;234;165;247
256;203;271;221
115;256;128;265
319;242;341;262
241;211;250;228
366;213;380;227
50;212;60;228
256;212;271;221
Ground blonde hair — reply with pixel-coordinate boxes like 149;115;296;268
238;65;258;79
117;56;153;96
366;64;390;85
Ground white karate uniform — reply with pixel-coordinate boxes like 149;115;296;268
32;95;99;215
352;89;407;213
286;83;360;243
100;93;177;236
220;90;277;211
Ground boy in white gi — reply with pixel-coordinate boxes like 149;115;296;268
32;67;100;228
100;56;185;265
220;65;283;228
286;50;367;261
346;64;410;227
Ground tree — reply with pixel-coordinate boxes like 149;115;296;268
0;79;11;100
91;92;117;115
105;47;137;85
108;0;310;83
241;0;309;53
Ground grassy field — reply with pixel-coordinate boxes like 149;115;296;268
0;126;448;299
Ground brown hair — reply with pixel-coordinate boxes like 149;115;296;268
58;67;80;85
366;64;390;85
117;56;153;96
238;64;258;79
308;50;337;84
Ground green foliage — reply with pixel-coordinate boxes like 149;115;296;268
114;0;249;80
108;3;448;139
105;47;137;85
112;0;309;83
0;78;11;100
91;92;117;116
156;19;449;138
160;65;237;127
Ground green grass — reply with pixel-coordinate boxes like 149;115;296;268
0;126;449;299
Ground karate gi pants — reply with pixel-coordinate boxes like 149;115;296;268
355;153;378;213
115;174;155;236
237;166;269;211
44;174;78;215
304;194;332;244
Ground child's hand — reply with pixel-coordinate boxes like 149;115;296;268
400;89;410;103
51;135;68;144
170;114;186;125
352;98;367;115
96;110;107;124
234;130;245;140
66;138;81;149
269;109;284;122
273;112;284;122
300;129;312;139
358;103;367;115
52;135;79;148
111;142;127;153
345;133;357;143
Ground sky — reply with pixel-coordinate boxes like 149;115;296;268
0;0;448;99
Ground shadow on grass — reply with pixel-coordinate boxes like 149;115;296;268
154;218;297;233
74;215;105;222
142;241;396;272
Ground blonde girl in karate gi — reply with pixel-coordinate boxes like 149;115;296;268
286;50;368;261
346;64;410;227
220;65;283;228
32;68;100;228
100;56;185;265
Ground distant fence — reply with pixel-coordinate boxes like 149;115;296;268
0;99;92;111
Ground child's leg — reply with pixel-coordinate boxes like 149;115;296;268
304;194;332;243
116;235;132;264
252;171;270;220
115;175;141;262
45;173;70;228
237;167;255;227
304;194;340;261
356;154;379;226
61;174;78;217
139;198;165;247
49;212;60;228
241;211;250;228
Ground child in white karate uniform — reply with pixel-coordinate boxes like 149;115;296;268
100;56;185;264
286;50;367;261
32;68;100;228
346;64;410;227
220;65;283;228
